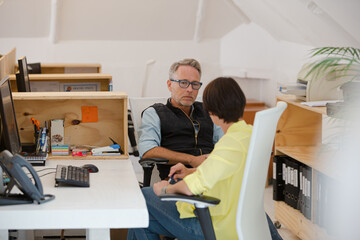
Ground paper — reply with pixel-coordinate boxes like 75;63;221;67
301;100;342;107
60;82;100;92
30;81;60;92
81;106;98;123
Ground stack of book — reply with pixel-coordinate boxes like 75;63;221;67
279;80;307;101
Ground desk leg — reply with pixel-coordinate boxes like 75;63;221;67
86;228;110;240
0;230;9;239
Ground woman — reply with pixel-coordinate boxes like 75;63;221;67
127;77;281;240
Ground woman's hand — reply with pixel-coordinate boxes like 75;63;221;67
153;180;169;196
168;163;195;181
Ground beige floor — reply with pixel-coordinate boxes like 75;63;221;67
264;185;300;240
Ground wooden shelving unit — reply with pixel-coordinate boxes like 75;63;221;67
9;73;112;92
15;63;102;74
13;91;128;160
275;95;336;240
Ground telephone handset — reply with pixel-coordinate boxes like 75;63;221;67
0;150;54;205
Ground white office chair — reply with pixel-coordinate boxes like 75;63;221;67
129;97;169;187
160;101;287;240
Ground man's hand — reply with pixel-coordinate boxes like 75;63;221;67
189;154;209;167
142;147;210;167
153;180;170;196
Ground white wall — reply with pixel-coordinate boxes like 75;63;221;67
220;22;313;106
1;22;315;107
0;38;221;98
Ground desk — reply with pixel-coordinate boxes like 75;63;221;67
0;159;149;240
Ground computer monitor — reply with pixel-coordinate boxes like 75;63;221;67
0;76;22;154
28;62;42;74
16;56;31;92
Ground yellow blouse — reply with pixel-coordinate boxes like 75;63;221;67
176;120;253;239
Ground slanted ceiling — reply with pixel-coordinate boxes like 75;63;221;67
0;0;359;46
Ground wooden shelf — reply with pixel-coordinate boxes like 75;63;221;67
13;91;128;160
47;153;128;160
277;95;326;115
15;63;102;74
274;96;339;239
275;145;317;163
13;91;126;100
275;201;334;240
9;73;111;92
275;145;339;179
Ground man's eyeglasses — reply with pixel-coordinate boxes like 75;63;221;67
170;79;203;90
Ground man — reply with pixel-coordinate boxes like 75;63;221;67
139;58;223;180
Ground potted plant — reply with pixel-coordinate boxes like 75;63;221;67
305;47;360;103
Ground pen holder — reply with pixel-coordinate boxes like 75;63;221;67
36;127;50;153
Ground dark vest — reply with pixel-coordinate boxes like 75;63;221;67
151;99;214;156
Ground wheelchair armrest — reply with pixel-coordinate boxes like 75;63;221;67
159;193;220;208
139;157;169;168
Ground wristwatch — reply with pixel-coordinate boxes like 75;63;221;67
161;186;167;195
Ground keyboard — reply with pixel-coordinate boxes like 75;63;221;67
55;165;90;187
21;152;48;166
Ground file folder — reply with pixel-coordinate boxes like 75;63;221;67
273;155;286;201
304;165;312;220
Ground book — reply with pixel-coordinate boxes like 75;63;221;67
279;85;306;96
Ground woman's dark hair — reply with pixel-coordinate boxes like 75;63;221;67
203;77;246;123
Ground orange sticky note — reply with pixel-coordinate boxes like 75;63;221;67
81;106;98;123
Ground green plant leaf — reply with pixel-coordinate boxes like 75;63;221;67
306;47;360;81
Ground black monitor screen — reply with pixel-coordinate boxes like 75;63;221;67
0;76;22;154
16;56;31;92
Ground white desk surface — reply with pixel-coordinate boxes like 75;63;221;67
0;159;149;230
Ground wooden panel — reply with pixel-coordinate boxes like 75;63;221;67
0;48;16;79
9;73;111;91
243;106;268;125
246;99;266;107
0;55;5;79
13;92;128;160
5;48;16;75
276;102;322;147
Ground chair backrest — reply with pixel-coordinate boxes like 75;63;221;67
237;101;287;240
129;97;168;143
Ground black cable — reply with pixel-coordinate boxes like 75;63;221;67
28;171;56;181
26;168;56;177
38;172;56;178
36;168;56;173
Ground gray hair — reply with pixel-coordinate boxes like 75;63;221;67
169;58;202;78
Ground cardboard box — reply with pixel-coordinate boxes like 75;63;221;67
51;119;64;147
